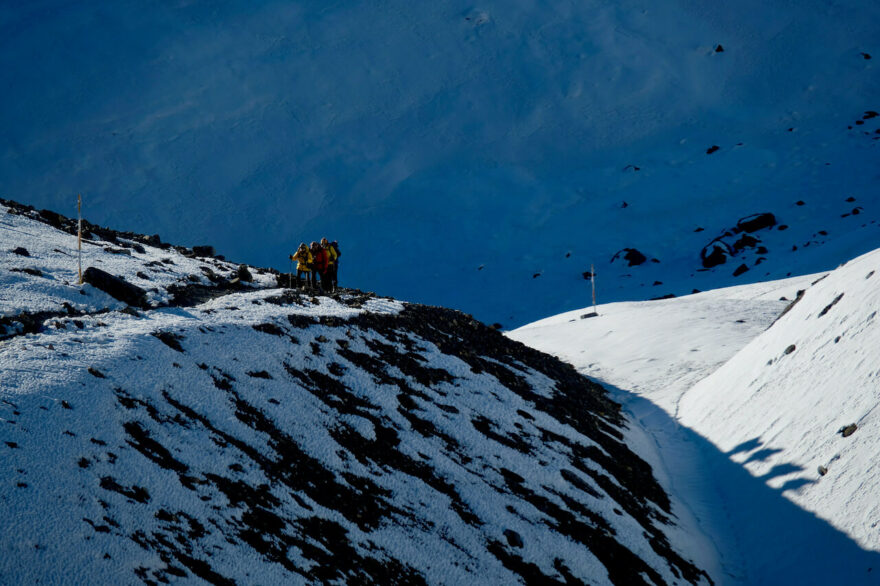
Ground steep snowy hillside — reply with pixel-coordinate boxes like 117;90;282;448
1;1;878;325
679;248;880;551
510;250;880;585
0;202;709;585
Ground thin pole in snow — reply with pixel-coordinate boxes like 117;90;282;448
591;263;597;315
581;264;599;319
77;194;83;285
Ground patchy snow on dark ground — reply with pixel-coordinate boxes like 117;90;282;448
0;203;709;585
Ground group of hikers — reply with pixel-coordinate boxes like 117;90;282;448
289;238;340;292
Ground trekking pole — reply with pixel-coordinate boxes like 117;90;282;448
288;257;293;289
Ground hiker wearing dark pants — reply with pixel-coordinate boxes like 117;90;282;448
290;243;313;289
321;238;337;292
310;241;329;293
329;240;341;289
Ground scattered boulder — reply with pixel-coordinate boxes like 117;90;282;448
862;52;872;60
817;293;844;318
10;267;44;277
237;264;253;283
783;344;796;355
732;264;749;277
38;209;66;230
151;331;185;352
611;248;647;267
715;44;724;53
503;529;524;548
736;213;776;233
192;245;215;257
700;243;730;268
11;247;29;257
839;423;858;438
82;267;149;309
706;145;720;154
818;465;828;476
733;234;759;251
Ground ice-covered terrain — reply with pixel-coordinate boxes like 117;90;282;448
511;247;880;584
1;0;878;326
0;203;709;584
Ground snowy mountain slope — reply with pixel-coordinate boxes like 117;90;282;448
0;203;709;585
0;199;277;321
509;252;880;584
679;247;880;552
1;1;878;326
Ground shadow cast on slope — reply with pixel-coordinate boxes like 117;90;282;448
610;389;880;586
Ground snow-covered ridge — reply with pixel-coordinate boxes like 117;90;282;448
511;247;880;584
0;202;708;584
679;247;880;551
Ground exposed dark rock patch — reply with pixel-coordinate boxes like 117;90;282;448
839;423;858;437
737;213;776;233
733;264;749;277
611;248;648;267
818;293;844;318
83;267;149;309
152;331;185;353
701;242;731;268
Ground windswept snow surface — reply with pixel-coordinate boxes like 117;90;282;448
1;1;879;326
1;205;710;584
510;248;880;585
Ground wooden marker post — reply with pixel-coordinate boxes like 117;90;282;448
591;263;597;316
581;263;599;319
77;194;83;284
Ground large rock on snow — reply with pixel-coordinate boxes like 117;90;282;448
611;247;648;267
736;213;776;233
82;267;149;309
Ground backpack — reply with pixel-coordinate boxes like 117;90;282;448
331;241;341;258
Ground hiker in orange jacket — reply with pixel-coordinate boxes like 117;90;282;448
310;241;330;292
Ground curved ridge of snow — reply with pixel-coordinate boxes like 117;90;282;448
679;247;880;551
509;247;880;584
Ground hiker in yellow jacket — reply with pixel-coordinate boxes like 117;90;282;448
290;243;314;289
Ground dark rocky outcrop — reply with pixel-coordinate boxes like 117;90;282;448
699;212;778;271
191;245;215;258
611;248;648;267
737;213;776;233
83;267;149;309
839;423;858;438
701;242;731;268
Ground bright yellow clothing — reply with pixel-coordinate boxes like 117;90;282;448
325;245;337;265
292;249;313;271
